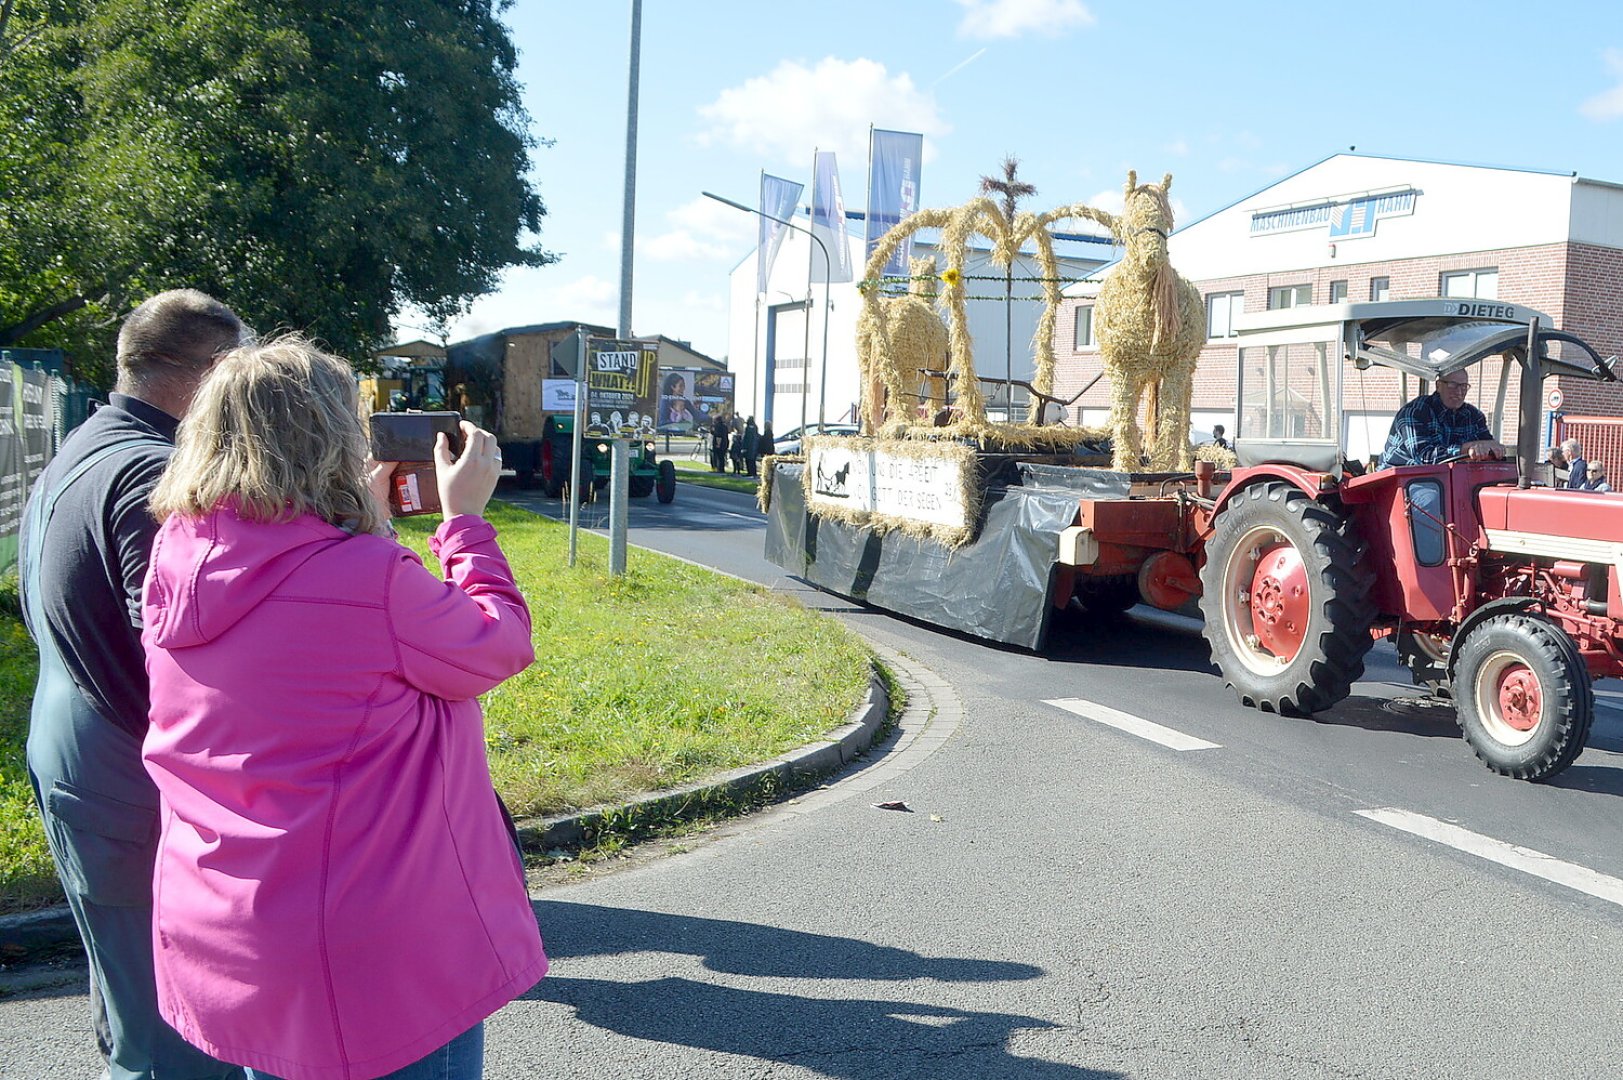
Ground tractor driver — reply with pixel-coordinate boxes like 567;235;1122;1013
1378;370;1504;468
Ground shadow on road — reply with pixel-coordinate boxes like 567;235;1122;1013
1043;611;1218;677
1308;693;1463;740
526;902;1121;1078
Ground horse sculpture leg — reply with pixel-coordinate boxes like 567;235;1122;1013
1149;362;1194;471
1108;367;1147;472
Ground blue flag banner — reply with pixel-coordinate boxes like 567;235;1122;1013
809;151;854;285
864;129;924;285
757;173;804;294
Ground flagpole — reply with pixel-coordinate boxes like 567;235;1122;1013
752;169;764;421
803;148;817;436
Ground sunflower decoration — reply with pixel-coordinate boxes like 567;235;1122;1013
940;267;963;288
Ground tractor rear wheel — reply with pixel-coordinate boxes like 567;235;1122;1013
655;460;677;504
628;474;656;498
1453;613;1593;780
1198;482;1375;715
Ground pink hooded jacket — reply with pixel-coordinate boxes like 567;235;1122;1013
141;508;546;1080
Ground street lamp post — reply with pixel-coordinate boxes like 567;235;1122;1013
703;191;832;435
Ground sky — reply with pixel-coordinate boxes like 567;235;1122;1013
403;0;1623;363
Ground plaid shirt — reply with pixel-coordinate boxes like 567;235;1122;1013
1379;392;1491;468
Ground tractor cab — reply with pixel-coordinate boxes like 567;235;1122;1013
1230;298;1616;480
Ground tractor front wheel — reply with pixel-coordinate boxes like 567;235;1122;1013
1453;613;1593;780
655;460;677;504
1198;482;1375;715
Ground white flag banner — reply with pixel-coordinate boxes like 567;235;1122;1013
757;173;804;294
809;151;854;284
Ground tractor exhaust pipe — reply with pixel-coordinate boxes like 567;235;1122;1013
1516;317;1542;489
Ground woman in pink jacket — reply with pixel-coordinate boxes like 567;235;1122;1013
141;337;546;1079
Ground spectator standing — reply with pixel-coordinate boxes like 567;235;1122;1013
742;417;761;477
19;290;248;1080
1563;437;1589;490
1211;423;1230;450
140;337;545;1079
758;420;776;459
710;414;729;473
1547;445;1570;486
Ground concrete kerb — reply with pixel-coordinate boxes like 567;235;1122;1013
0;659;900;962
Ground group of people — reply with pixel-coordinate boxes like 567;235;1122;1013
21;290;545;1080
708;413;773;476
1547;438;1611;492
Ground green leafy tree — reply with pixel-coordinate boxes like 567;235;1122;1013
0;0;551;384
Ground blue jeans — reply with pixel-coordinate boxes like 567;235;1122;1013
244;1023;483;1080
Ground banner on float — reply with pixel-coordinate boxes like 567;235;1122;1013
805;440;969;532
809;151;854;284
864;129;924;285
757;173;804;295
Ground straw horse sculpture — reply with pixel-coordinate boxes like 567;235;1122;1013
1092;172;1205;471
858;256;950;430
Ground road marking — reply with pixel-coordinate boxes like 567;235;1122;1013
1043;698;1221;751
1356;807;1623;908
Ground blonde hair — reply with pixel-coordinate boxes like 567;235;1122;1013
151;335;382;534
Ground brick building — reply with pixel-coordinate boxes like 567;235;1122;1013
1056;153;1623;465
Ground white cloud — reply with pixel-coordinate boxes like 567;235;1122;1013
955;0;1095;39
641;196;759;262
1163;138;1190;157
696;57;949;168
1580;47;1623;121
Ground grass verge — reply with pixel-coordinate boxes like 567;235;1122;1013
0;500;872;915
669;457;763;496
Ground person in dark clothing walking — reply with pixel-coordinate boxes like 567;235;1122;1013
19;289;248;1080
710;414;730;473
742;417;761;477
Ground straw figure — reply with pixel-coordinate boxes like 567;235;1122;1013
1091;172;1205;471
857;256;951;433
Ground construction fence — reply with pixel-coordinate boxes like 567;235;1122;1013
1;350;97;575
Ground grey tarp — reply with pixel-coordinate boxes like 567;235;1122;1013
765;459;1133;650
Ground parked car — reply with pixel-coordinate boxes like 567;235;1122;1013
772;423;860;456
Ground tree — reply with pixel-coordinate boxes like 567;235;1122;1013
0;0;551;384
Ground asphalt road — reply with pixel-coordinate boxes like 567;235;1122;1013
7;475;1623;1078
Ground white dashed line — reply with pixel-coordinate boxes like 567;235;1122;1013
1356;807;1623;908
1043;698;1221;752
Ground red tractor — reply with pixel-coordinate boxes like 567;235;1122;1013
1184;299;1619;780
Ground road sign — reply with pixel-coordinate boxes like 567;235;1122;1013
1548;388;1564;410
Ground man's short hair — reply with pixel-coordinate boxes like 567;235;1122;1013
116;289;246;388
1561;437;1583;457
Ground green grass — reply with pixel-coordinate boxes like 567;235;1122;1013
0;572;58;913
0;501;872;914
669;457;765;496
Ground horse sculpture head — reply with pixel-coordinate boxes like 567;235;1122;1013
1117;171;1176;268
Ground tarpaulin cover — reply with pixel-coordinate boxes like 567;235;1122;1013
765;458;1133;650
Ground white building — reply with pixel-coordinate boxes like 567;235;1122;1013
726;211;1113;433
1058;153;1623;462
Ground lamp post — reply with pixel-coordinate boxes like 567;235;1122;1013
703;190;832;435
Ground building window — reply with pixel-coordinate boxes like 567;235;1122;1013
1441;267;1498;299
1268;283;1312;309
1329;280;1348;304
1369;276;1391;302
1206;291;1244;339
1073;306;1095;350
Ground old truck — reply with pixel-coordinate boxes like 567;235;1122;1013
438;324;675;503
766;299;1621;780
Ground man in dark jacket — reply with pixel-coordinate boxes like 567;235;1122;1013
710;414;730;473
742;417;761;477
20;289;248;1080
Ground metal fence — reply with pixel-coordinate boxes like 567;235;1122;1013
1;349;98;574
